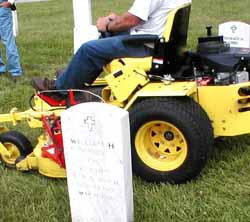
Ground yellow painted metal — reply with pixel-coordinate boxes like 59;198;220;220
38;158;66;178
16;134;66;178
135;120;188;171
16;154;66;178
0;109;46;128
0;142;11;159
16;134;45;171
198;82;250;137
104;57;152;74
16;154;38;170
0;95;64;176
16;155;66;178
0;142;21;165
0;95;67;177
102;87;125;107
0;96;64;129
92;78;107;85
0;126;8;133
163;3;191;41
105;66;150;102
32;134;48;159
124;81;197;110
33;134;65;177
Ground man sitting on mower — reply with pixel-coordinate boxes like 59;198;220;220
32;0;191;93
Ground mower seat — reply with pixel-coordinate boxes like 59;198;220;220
104;3;191;75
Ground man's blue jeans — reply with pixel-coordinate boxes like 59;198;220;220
0;7;22;76
55;35;153;90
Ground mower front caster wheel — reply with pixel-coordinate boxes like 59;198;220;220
0;131;33;167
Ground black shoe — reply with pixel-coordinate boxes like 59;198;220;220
31;77;56;91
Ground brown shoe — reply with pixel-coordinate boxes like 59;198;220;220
31;77;56;91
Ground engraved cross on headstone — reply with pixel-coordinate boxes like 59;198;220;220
231;25;237;34
83;115;95;132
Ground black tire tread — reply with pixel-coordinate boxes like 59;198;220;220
0;130;33;156
129;96;214;184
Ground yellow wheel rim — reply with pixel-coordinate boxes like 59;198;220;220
135;120;188;171
1;142;21;165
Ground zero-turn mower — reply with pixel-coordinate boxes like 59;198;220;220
0;3;250;184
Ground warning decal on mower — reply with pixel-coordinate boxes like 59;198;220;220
153;58;164;64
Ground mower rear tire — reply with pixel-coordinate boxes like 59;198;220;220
129;97;213;184
0;131;33;167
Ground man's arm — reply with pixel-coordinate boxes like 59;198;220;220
96;12;142;33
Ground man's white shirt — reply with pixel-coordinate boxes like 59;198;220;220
129;0;192;36
8;0;15;4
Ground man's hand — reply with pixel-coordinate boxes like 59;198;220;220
108;12;118;20
96;12;142;33
0;2;12;8
96;16;110;32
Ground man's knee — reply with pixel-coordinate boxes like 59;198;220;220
77;40;103;60
79;39;99;52
78;42;89;54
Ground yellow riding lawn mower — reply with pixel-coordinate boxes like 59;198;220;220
0;3;250;184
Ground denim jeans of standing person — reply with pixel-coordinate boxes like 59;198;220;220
0;4;22;76
55;34;153;90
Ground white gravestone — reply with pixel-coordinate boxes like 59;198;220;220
61;102;134;222
219;21;250;48
73;0;99;53
12;10;19;37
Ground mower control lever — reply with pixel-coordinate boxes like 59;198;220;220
206;25;213;36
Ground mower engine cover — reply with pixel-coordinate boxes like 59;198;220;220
195;35;250;72
193;35;250;77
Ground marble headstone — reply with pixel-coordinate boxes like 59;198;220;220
72;0;98;52
219;21;250;48
61;102;134;222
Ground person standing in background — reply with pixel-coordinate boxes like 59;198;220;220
0;0;22;78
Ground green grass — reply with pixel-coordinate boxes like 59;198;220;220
0;0;250;221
